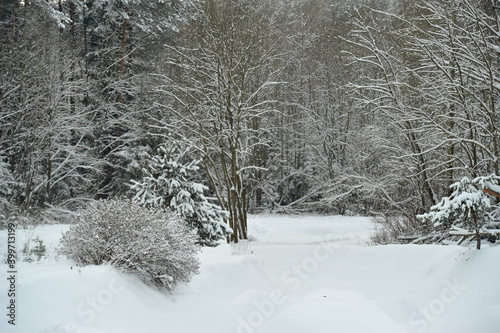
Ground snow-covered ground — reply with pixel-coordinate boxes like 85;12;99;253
1;215;500;333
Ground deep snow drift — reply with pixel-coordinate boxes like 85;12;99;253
1;215;500;333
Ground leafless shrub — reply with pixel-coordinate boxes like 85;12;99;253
60;198;200;291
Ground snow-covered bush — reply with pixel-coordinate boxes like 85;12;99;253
0;154;13;212
370;214;431;245
418;176;498;249
59;198;200;290
130;143;231;246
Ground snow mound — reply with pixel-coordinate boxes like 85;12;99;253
260;289;403;333
1;214;499;333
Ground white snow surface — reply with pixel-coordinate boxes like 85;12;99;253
1;214;500;333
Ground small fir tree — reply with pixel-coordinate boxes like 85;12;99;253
418;176;495;249
130;143;231;246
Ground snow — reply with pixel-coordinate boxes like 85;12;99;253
1;215;500;333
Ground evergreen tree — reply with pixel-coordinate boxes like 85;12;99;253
130;143;231;246
418;176;498;249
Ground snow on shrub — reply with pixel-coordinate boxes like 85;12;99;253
59;198;200;290
130;142;231;246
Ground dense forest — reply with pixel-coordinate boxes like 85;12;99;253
1;0;499;243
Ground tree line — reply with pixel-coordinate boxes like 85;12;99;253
1;0;499;242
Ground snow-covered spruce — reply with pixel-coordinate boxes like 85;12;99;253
130;143;231;246
418;175;499;249
59;198;200;291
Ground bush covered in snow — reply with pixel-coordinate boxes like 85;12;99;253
59;198;200;290
130;143;231;246
370;214;432;245
0;154;13;214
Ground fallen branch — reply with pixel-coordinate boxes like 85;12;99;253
483;188;500;198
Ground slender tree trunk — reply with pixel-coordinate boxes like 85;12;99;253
69;2;75;42
476;228;481;250
10;0;17;55
117;7;129;105
472;211;481;250
231;144;240;243
58;0;64;33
